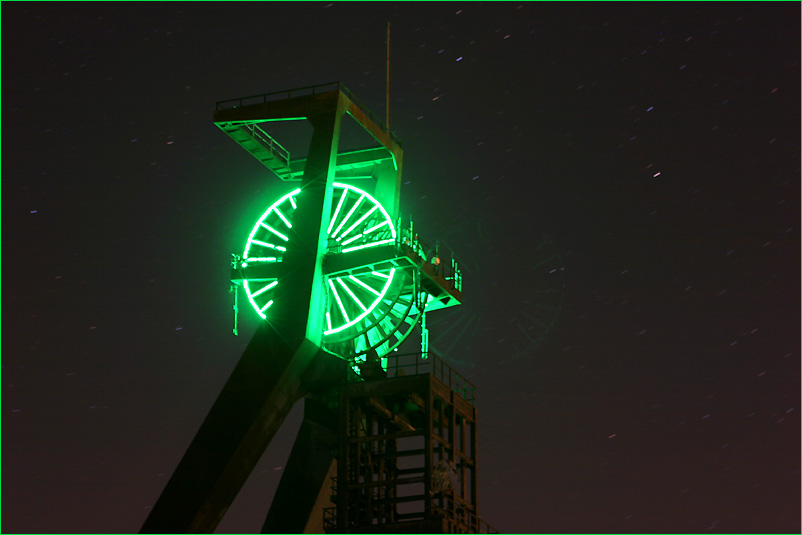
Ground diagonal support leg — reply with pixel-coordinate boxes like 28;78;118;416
261;397;338;533
140;322;345;533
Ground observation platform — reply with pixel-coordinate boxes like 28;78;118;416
213;82;401;182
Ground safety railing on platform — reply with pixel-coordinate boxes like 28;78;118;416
432;493;499;534
377;351;476;403
398;224;462;293
215;81;403;148
241;123;291;169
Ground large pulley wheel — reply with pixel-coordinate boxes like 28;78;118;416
236;183;421;361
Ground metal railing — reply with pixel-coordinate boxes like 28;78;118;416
379;351;476;403
398;226;462;293
431;493;499;534
241;123;291;169
215;81;403;147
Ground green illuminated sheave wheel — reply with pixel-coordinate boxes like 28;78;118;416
326;267;423;365
238;183;420;360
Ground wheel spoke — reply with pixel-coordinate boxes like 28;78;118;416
250;239;283;251
327;279;350;325
348;274;382;296
340;233;363;246
272;207;292;228
363;220;389;235
327;189;348;234
337;204;378;242
259;222;289;242
336;277;367;313
342;238;395;253
251;280;278;297
331;194;365;239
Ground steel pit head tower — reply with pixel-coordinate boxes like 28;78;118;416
141;83;496;533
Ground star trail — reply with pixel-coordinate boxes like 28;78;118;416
2;3;798;533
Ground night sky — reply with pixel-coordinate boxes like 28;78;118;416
3;2;799;533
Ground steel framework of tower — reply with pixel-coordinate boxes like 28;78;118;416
140;82;495;533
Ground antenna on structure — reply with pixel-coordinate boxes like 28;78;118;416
386;21;391;130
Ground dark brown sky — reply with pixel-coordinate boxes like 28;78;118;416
3;2;799;533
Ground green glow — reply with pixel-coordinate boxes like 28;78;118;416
327;189;348;234
241;183;401;344
243;280;267;320
340;233;363;246
251;280;278;297
332;182;397;240
349;274;382;296
324;268;396;335
337;205;378;242
331;194;365;239
342;238;395;254
273;207;292;228
363;220;388;235
260;222;289;242
337;277;368;313
250;239;280;250
328;278;350;324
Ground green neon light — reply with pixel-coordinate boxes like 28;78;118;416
331;194;365;239
342;238;395;254
333;182;397;240
242;183;399;338
244;189;300;257
371;270;391;279
337;277;368;312
341;233;363;246
328;278;350;324
349;274;382;296
243;280;267;320
273;207;292;228
250;239;279;250
363;220;388;235
324;268;396;335
328;189;348;234
337;205;378;241
252;280;278;297
260;222;289;242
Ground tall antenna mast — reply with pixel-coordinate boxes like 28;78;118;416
386;21;391;130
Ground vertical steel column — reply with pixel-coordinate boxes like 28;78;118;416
471;415;478;513
424;375;433;516
261;398;338;533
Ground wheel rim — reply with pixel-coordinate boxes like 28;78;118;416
238;183;415;358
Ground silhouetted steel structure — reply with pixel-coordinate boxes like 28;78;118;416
140;82;495;533
324;353;498;533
